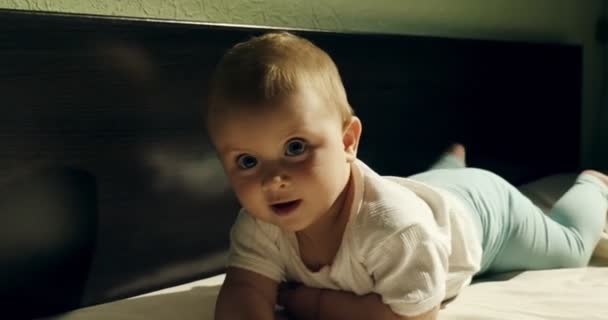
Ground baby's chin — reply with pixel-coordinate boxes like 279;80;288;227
269;213;314;232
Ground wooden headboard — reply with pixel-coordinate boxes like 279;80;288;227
0;9;582;311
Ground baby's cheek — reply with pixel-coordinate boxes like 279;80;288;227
293;159;325;183
296;164;334;191
298;150;327;172
231;179;258;204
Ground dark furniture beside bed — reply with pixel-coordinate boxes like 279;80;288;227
0;9;582;318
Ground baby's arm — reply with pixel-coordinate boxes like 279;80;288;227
280;284;438;320
318;290;439;320
215;267;279;320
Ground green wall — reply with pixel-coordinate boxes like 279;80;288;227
1;0;605;168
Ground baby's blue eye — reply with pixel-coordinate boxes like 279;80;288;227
236;154;258;169
285;139;307;156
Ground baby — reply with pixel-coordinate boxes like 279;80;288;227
205;32;608;320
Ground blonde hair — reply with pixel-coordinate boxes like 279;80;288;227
206;31;353;126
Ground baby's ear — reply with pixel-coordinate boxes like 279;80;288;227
342;117;362;162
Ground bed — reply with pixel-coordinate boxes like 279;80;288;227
0;8;603;320
46;239;608;320
47;175;608;320
46;264;608;320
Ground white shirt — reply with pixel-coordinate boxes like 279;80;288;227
227;159;482;317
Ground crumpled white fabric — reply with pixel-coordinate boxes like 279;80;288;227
441;266;608;320
47;264;608;320
46;173;608;320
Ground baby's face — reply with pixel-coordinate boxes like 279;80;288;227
210;87;355;232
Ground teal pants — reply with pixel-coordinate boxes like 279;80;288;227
409;155;608;274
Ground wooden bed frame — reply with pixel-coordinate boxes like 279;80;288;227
0;9;582;317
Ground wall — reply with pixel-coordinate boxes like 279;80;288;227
600;4;608;168
0;0;605;168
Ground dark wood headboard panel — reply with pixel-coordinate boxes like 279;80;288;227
0;10;582;309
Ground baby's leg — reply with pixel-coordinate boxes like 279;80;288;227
490;171;608;272
428;143;466;170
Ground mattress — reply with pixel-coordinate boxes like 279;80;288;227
47;257;608;320
48;173;608;319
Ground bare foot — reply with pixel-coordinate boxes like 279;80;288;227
583;170;608;188
446;143;466;165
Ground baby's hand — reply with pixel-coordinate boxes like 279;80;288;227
277;282;321;320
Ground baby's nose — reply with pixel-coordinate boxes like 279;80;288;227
262;174;290;191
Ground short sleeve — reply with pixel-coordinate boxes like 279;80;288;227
227;209;285;282
366;224;449;317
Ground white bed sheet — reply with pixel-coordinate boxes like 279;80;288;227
48;173;608;319
48;258;608;320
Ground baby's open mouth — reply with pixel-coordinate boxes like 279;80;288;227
271;200;302;215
